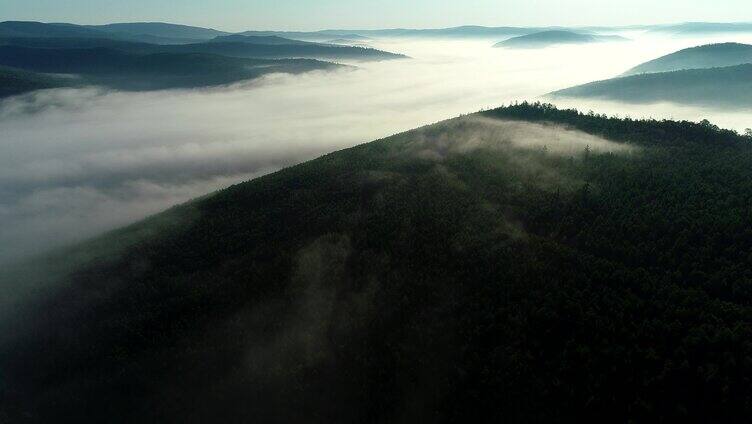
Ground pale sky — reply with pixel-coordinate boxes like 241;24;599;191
1;0;751;32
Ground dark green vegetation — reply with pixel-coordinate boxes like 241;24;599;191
0;24;405;96
552;42;752;108
0;26;405;61
0;34;405;61
0;66;67;98
551;64;752;108
0;21;404;97
3;103;752;422
166;39;406;61
494;30;626;48
0;46;343;91
624;43;752;75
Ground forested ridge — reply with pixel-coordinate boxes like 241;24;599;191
550;63;752;107
0;22;404;97
3;103;752;422
0;45;343;92
623;42;752;75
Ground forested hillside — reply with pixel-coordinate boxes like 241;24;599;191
3;103;752;422
550;64;752;107
0;66;66;98
0;46;343;91
624;43;752;75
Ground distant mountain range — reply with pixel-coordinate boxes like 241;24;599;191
623;43;752;75
0;21;548;43
0;21;409;98
246;21;752;40
550;64;752;108
0;22;406;62
494;30;627;48
3;19;752;100
210;34;316;45
648;22;752;36
0;45;344;96
86;22;228;43
237;26;547;41
3;20;752;45
0;21;228;44
550;42;752;108
0;35;405;61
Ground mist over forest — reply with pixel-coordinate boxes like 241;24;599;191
2;31;751;264
2;12;752;422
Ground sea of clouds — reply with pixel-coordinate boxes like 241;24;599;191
1;31;751;263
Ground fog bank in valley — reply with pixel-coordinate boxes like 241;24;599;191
1;31;751;263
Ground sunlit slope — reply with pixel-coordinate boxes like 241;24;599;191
4;103;752;422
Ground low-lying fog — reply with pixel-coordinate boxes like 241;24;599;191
2;31;751;263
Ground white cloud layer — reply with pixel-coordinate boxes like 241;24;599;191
1;31;751;263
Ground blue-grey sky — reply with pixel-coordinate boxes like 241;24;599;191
2;0;751;32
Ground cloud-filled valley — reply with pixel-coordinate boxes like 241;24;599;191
1;31;751;263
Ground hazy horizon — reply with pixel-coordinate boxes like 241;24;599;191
3;0;752;32
2;19;752;32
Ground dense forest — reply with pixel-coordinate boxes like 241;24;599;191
3;103;752;422
0;45;344;92
0;34;406;60
0;20;406;97
0;23;407;97
550;64;752;108
0;65;66;98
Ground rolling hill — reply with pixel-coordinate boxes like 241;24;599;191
0;21;216;44
0;45;344;91
0;34;406;62
550;64;752;108
623;43;752;75
0;21;112;38
167;40;406;61
87;22;229;43
209;34;317;45
238;26;546;41
495;30;626;48
4;103;752;422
